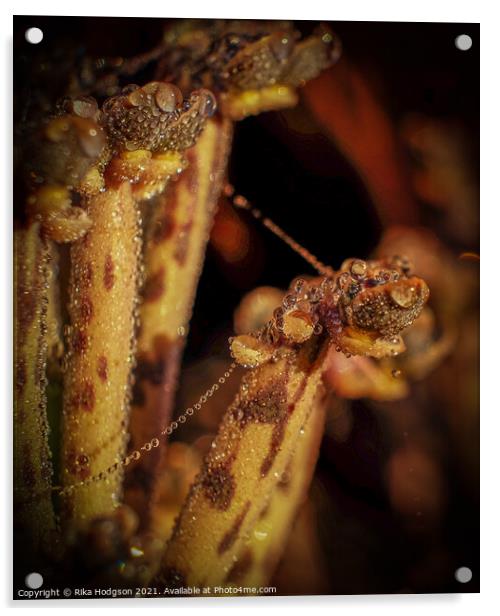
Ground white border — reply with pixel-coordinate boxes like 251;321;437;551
2;1;496;614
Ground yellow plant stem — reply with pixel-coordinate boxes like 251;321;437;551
153;338;330;588
231;398;327;589
124;117;233;526
61;182;140;530
14;223;57;551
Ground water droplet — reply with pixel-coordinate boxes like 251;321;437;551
253;528;268;542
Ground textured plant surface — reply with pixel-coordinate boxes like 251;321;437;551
14;225;56;552
154;258;429;588
13;17;476;597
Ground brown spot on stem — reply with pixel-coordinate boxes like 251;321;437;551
69;380;95;412
80;295;94;323
131;352;166;407
201;463;236;511
142;267;165;303
67;452;91;479
260;365;311;477
234;375;289;426
218;501;251;554
97;355;108;382
152;213;175;244
103;254;115;290
259;502;270;519
260;421;286;477
72;330;88;354
79;381;95;412
131;336;182;407
225;549;254;583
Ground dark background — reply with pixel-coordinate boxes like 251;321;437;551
14;16;479;596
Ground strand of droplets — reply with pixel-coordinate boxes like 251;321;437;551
224;185;334;278
53;363;238;496
42;186;337;496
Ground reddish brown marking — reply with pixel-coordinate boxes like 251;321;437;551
69;381;95;413
234;371;289;426
201;462;236;511
103;254;115;290
67;452;91;479
80;294;94;324
218;501;251;554
260;364;313;477
153;213;175;244
260;421;286;477
131;350;166;407
97;355;108;382
225;548;254;583
72;330;88;354
259;502;270;520
142;267;165;303
79;381;96;412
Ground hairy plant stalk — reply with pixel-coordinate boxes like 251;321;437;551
232;400;327;588
14;223;57;550
125;117;233;525
61;183;140;529
153;339;330;588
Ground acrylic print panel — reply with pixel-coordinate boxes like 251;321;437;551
13;15;479;599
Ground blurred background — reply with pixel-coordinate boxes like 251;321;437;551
14;17;479;594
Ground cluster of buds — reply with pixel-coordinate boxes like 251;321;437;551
230;257;430;368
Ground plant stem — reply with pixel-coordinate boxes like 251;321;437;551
14;224;57;551
61;182;140;530
229;398;327;588
124;117;233;528
153;338;330;587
